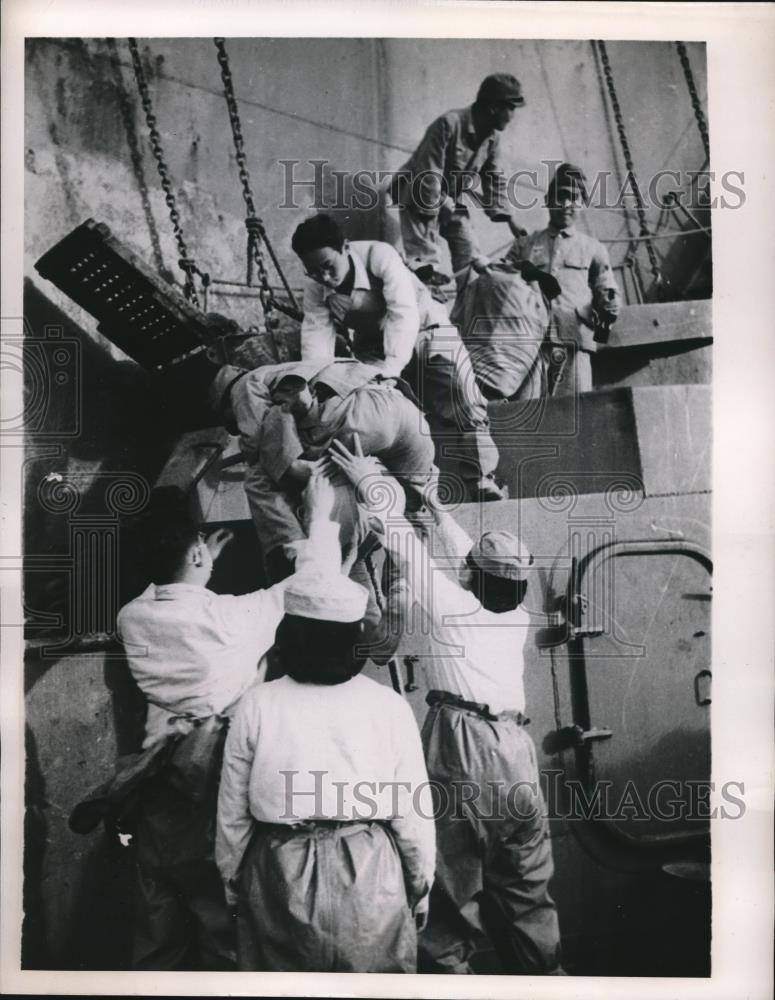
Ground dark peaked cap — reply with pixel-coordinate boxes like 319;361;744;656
477;73;525;106
548;162;588;199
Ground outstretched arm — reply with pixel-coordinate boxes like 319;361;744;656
300;278;338;362
328;437;476;617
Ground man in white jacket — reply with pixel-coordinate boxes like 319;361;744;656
216;474;436;972
291;213;504;501
116;489;290;969
330;438;563;976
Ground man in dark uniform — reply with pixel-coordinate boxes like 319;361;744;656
390;73;527;286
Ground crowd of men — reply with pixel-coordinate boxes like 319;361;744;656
75;71;623;975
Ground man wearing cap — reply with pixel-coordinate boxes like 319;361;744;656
330;439;562;976
216;474;436;972
292;213;504;502
268;359;436;498
209;358;423;641
390;73;527;287
505;161;622;394
208;360;329;582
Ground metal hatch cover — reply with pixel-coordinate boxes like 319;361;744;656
570;539;712;846
34;219;214;370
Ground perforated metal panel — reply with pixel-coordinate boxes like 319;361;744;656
34;219;213;370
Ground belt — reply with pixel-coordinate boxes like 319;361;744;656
426;689;529;726
255;818;383;836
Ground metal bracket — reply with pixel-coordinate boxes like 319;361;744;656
545;724;613;753
551;592;605;640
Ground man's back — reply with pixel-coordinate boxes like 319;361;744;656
226;673;432;824
117;582;285;745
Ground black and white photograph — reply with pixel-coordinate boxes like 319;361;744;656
1;1;773;997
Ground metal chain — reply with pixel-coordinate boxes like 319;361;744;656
213;37;301;318
127;38;204;306
213;37;271;318
595;40;661;283
675;42;711;162
106;39;167;279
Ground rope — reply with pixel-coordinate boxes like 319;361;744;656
213;38;302;321
594;40;661;284
675;42;710;162
127;38;208;307
602;225;710;244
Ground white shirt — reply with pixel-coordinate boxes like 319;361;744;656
216;673;436;896
381;512;529;713
117;582;286;747
300;241;421;378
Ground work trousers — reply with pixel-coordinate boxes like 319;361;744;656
404;322;499;492
418;700;562;975
133;765;235;970
301;384;437;492
400;201;478;283
236;821;417;972
243;406;369;565
549;307;597;396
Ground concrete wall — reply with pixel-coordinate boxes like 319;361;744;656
22;37;710;971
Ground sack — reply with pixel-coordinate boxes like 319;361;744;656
68;737;178;834
68;714;230;834
166;714;230;804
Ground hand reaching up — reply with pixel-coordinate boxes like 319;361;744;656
204;527;234;562
328;436;405;519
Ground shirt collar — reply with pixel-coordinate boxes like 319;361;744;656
348;246;371;291
548;223;576;238
462;105;477;142
461;104;492;148
153;582;208;600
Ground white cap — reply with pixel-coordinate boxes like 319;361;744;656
284;569;368;623
283;520;368;623
468;530;533;581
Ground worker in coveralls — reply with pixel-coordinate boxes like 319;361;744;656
389;73;527;287
114;491;290;970
505;162;622;395
330;438;563;975
208;359;366;584
216;473;436;972
292;212;505;501
208;359;432;645
267;358;436;500
451;260;550;402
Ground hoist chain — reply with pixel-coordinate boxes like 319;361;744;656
213;37;301;319
106;38;166;278
127;38;207;307
595;40;661;284
675;42;711;163
213;38;258;219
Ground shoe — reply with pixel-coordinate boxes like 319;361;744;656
413;264;451;288
474;476;508;502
